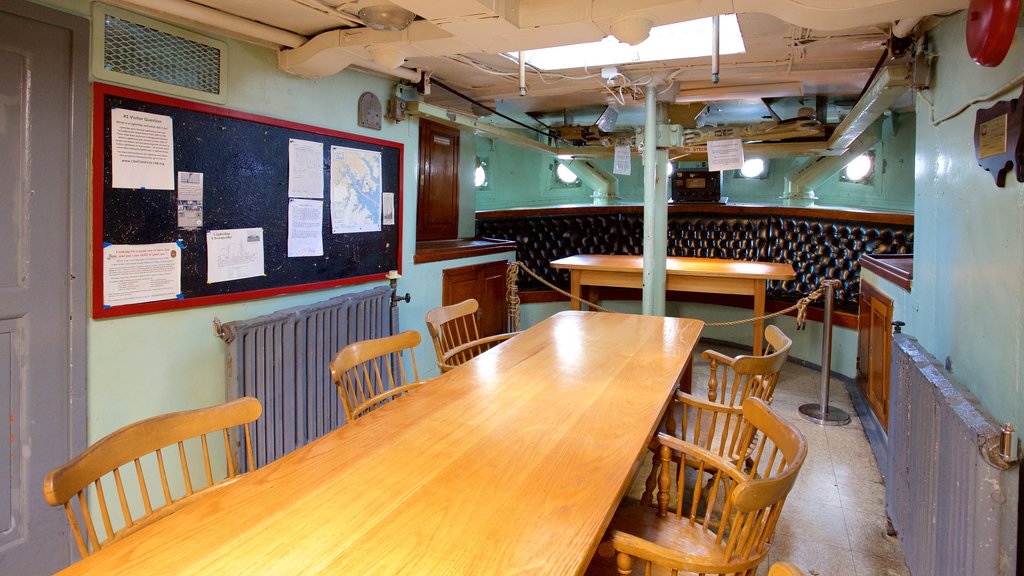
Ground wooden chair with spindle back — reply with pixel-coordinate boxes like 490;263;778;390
641;325;793;506
329;329;425;421
42;397;262;559
769;562;806;576
587;397;808;576
424;298;518;373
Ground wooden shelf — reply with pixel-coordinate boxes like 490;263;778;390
861;254;913;291
413;237;516;264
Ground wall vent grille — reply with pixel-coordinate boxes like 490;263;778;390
92;4;227;103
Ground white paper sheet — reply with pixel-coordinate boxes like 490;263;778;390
288;199;324;257
382;192;395;226
288;139;325;199
330;145;382;234
613;145;632;175
111;108;175;190
177;171;204;229
707;138;745;171
206;228;265;283
102;242;182;307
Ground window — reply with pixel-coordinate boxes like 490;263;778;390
735;158;768;179
841;152;874;183
554;162;581;187
474;157;489;189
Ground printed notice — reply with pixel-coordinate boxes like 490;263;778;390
206;228;265;283
111;108;175;190
288;139;325;198
382;192;395;226
288;199;324;257
978;114;1008;159
613;145;632;175
102;243;182;307
707;138;745;172
330;145;382;233
177;172;204;229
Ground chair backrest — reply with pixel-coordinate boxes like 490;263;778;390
654;397;807;571
703;324;793;406
43;397;262;558
329;329;423;421
424;299;516;372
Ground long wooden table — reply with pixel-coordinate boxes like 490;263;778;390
550;255;795;355
58;311;703;575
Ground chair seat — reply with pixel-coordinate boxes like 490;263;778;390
586;502;768;576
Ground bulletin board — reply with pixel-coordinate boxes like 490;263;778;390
92;83;403;318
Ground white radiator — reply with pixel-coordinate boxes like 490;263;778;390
219;287;394;468
888;333;1019;575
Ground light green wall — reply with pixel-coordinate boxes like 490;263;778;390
29;0;497;444
910;12;1024;430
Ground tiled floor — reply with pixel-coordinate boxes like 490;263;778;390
624;340;910;576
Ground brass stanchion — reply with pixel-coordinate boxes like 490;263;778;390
799;280;851;426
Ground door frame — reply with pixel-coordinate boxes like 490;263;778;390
3;0;89;562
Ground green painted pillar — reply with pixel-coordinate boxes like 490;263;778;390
641;87;667;316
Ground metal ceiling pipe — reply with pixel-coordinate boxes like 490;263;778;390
108;0;307;48
711;15;720;84
518;51;527;96
558;159;617;203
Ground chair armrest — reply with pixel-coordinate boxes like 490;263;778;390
674;391;744;416
441;332;518;363
656;433;746;483
701;349;738;365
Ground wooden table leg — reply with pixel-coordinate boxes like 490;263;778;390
570;270;582;311
753;280;765;355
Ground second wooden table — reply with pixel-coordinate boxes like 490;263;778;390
550;254;796;355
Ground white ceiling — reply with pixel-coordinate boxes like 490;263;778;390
108;0;966;134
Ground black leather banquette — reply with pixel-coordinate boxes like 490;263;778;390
476;204;913;312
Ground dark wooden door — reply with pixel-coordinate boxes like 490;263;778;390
0;2;88;572
416;120;460;241
442;261;509;337
857;281;893;431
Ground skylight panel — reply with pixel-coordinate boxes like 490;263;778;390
512;15;745;71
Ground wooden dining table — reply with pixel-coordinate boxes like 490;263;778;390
550;254;796;355
57;311;703;575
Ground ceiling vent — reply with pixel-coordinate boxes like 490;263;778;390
92;4;227;103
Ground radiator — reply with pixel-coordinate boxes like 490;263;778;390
888;333;1019;576
219;286;395;468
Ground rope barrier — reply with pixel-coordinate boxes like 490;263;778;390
509;261;833;331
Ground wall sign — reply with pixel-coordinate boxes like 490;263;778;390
974;85;1023;187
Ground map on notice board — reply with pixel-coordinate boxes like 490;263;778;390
330;145;382;233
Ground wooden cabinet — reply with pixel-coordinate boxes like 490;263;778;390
442;260;511;337
857;281;893;431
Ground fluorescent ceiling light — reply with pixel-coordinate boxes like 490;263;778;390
676;81;804;103
510;15;744;71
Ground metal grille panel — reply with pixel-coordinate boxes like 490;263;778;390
221;287;395;468
888;334;1019;575
103;14;221;95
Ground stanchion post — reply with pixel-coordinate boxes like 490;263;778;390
799;280;851;426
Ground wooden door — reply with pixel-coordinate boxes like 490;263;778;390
416;120;460;241
0;1;88;571
858;282;893;431
442;261;510;337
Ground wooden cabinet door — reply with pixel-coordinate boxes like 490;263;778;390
416;120;460;241
442;260;510;337
858;281;893;431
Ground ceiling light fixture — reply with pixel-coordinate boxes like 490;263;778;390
358;2;416;32
368;44;406;69
610;16;654;46
675;81;804;103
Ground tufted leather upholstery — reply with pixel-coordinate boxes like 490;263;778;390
476;209;913;312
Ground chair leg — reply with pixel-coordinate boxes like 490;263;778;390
615;552;633;576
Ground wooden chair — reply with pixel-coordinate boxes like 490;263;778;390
42;397;262;558
769;562;805;576
641;325;793;506
329;329;424;421
588;397;807;576
424;298;518;372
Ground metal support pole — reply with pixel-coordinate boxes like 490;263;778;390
641;86;666;316
799;280;850;426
